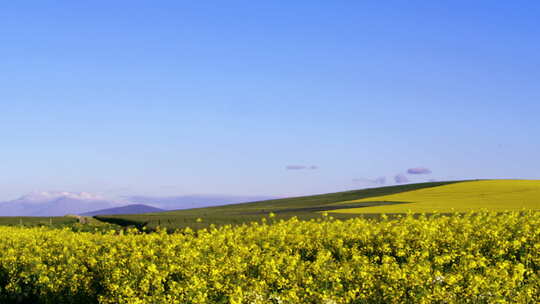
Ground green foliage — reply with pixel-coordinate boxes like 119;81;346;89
0;216;77;227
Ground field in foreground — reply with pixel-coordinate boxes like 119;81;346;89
1;212;539;303
331;179;540;214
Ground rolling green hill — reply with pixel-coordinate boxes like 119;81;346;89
95;181;460;229
330;179;540;214
9;179;536;230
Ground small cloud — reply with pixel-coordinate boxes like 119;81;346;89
374;176;386;184
286;165;306;170
286;165;318;170
394;174;410;183
20;191;106;201
407;167;432;175
160;185;181;190
352;177;386;185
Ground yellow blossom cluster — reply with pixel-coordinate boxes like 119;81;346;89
0;211;539;303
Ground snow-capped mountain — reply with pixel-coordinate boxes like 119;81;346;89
0;191;127;216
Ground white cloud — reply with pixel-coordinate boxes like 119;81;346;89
407;167;432;175
286;165;318;170
18;191;106;203
394;174;410;183
352;177;386;185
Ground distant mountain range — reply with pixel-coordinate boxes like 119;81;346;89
0;192;278;216
125;195;277;210
0;192;125;216
81;204;164;216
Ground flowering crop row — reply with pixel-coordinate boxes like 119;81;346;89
0;212;539;303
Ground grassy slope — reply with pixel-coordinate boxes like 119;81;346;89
95;181;461;229
332;179;540;214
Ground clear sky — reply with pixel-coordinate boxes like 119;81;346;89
1;1;539;200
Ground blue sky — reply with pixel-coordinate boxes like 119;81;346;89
1;1;539;200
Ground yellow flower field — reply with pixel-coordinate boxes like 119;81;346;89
0;211;539;303
331;180;540;214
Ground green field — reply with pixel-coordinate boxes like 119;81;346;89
96;179;540;230
2;180;540;302
331;179;540;214
11;180;537;231
0;216;121;232
0;216;78;227
95;181;459;229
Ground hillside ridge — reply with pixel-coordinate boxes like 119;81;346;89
95;180;465;229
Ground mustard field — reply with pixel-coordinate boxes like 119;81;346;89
1;212;539;303
332;180;540;214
